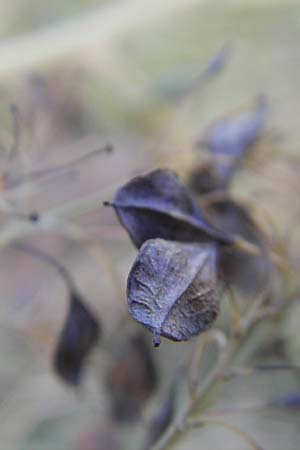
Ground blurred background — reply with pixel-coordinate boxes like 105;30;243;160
0;0;299;449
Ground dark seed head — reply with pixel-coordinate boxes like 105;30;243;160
28;212;40;222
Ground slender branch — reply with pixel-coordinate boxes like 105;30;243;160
232;235;291;275
0;215;124;309
225;364;300;379
151;338;239;450
188;329;227;400
7;144;113;190
226;284;242;333
13;242;75;291
9;104;21;162
186;417;265;450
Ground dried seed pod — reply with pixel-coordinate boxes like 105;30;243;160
154;44;231;102
109;169;231;248
193;97;268;191
272;392;300;409
187;162;220;195
106;332;158;422
205;198;271;292
127;239;219;346
53;290;101;385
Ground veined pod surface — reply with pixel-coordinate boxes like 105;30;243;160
127;238;219;346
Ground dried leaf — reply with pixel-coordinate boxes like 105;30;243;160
127;239;219;346
53;290;101;385
110;169;231;248
106;332;157;422
205;198;271;292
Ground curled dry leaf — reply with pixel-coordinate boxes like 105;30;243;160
53;290;101;385
127;239;219;346
110;169;231;248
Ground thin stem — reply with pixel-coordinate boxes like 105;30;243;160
57;221;125;307
7;144;112;190
222;363;300;382
226;285;242;333
14;242;75;291
0;215;124;310
188;329;227;401
203;403;268;417
9;104;21;162
232;235;291;275
186;417;265;450
151;338;239;450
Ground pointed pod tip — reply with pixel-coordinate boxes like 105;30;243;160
103;201;112;207
153;333;161;348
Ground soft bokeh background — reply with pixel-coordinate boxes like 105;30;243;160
0;1;299;449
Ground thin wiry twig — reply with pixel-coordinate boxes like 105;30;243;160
13;242;75;291
0;214;124;311
186;417;265;450
188;329;227;401
223;363;300;381
9;105;21;162
7;144;112;190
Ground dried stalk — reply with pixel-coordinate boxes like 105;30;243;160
150;280;295;450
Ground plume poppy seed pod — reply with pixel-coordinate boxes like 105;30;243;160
199;97;268;189
273;392;300;409
53;290;101;385
188;163;220;195
106;332;157;422
127;238;219;346
204;198;271;292
110;169;232;248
